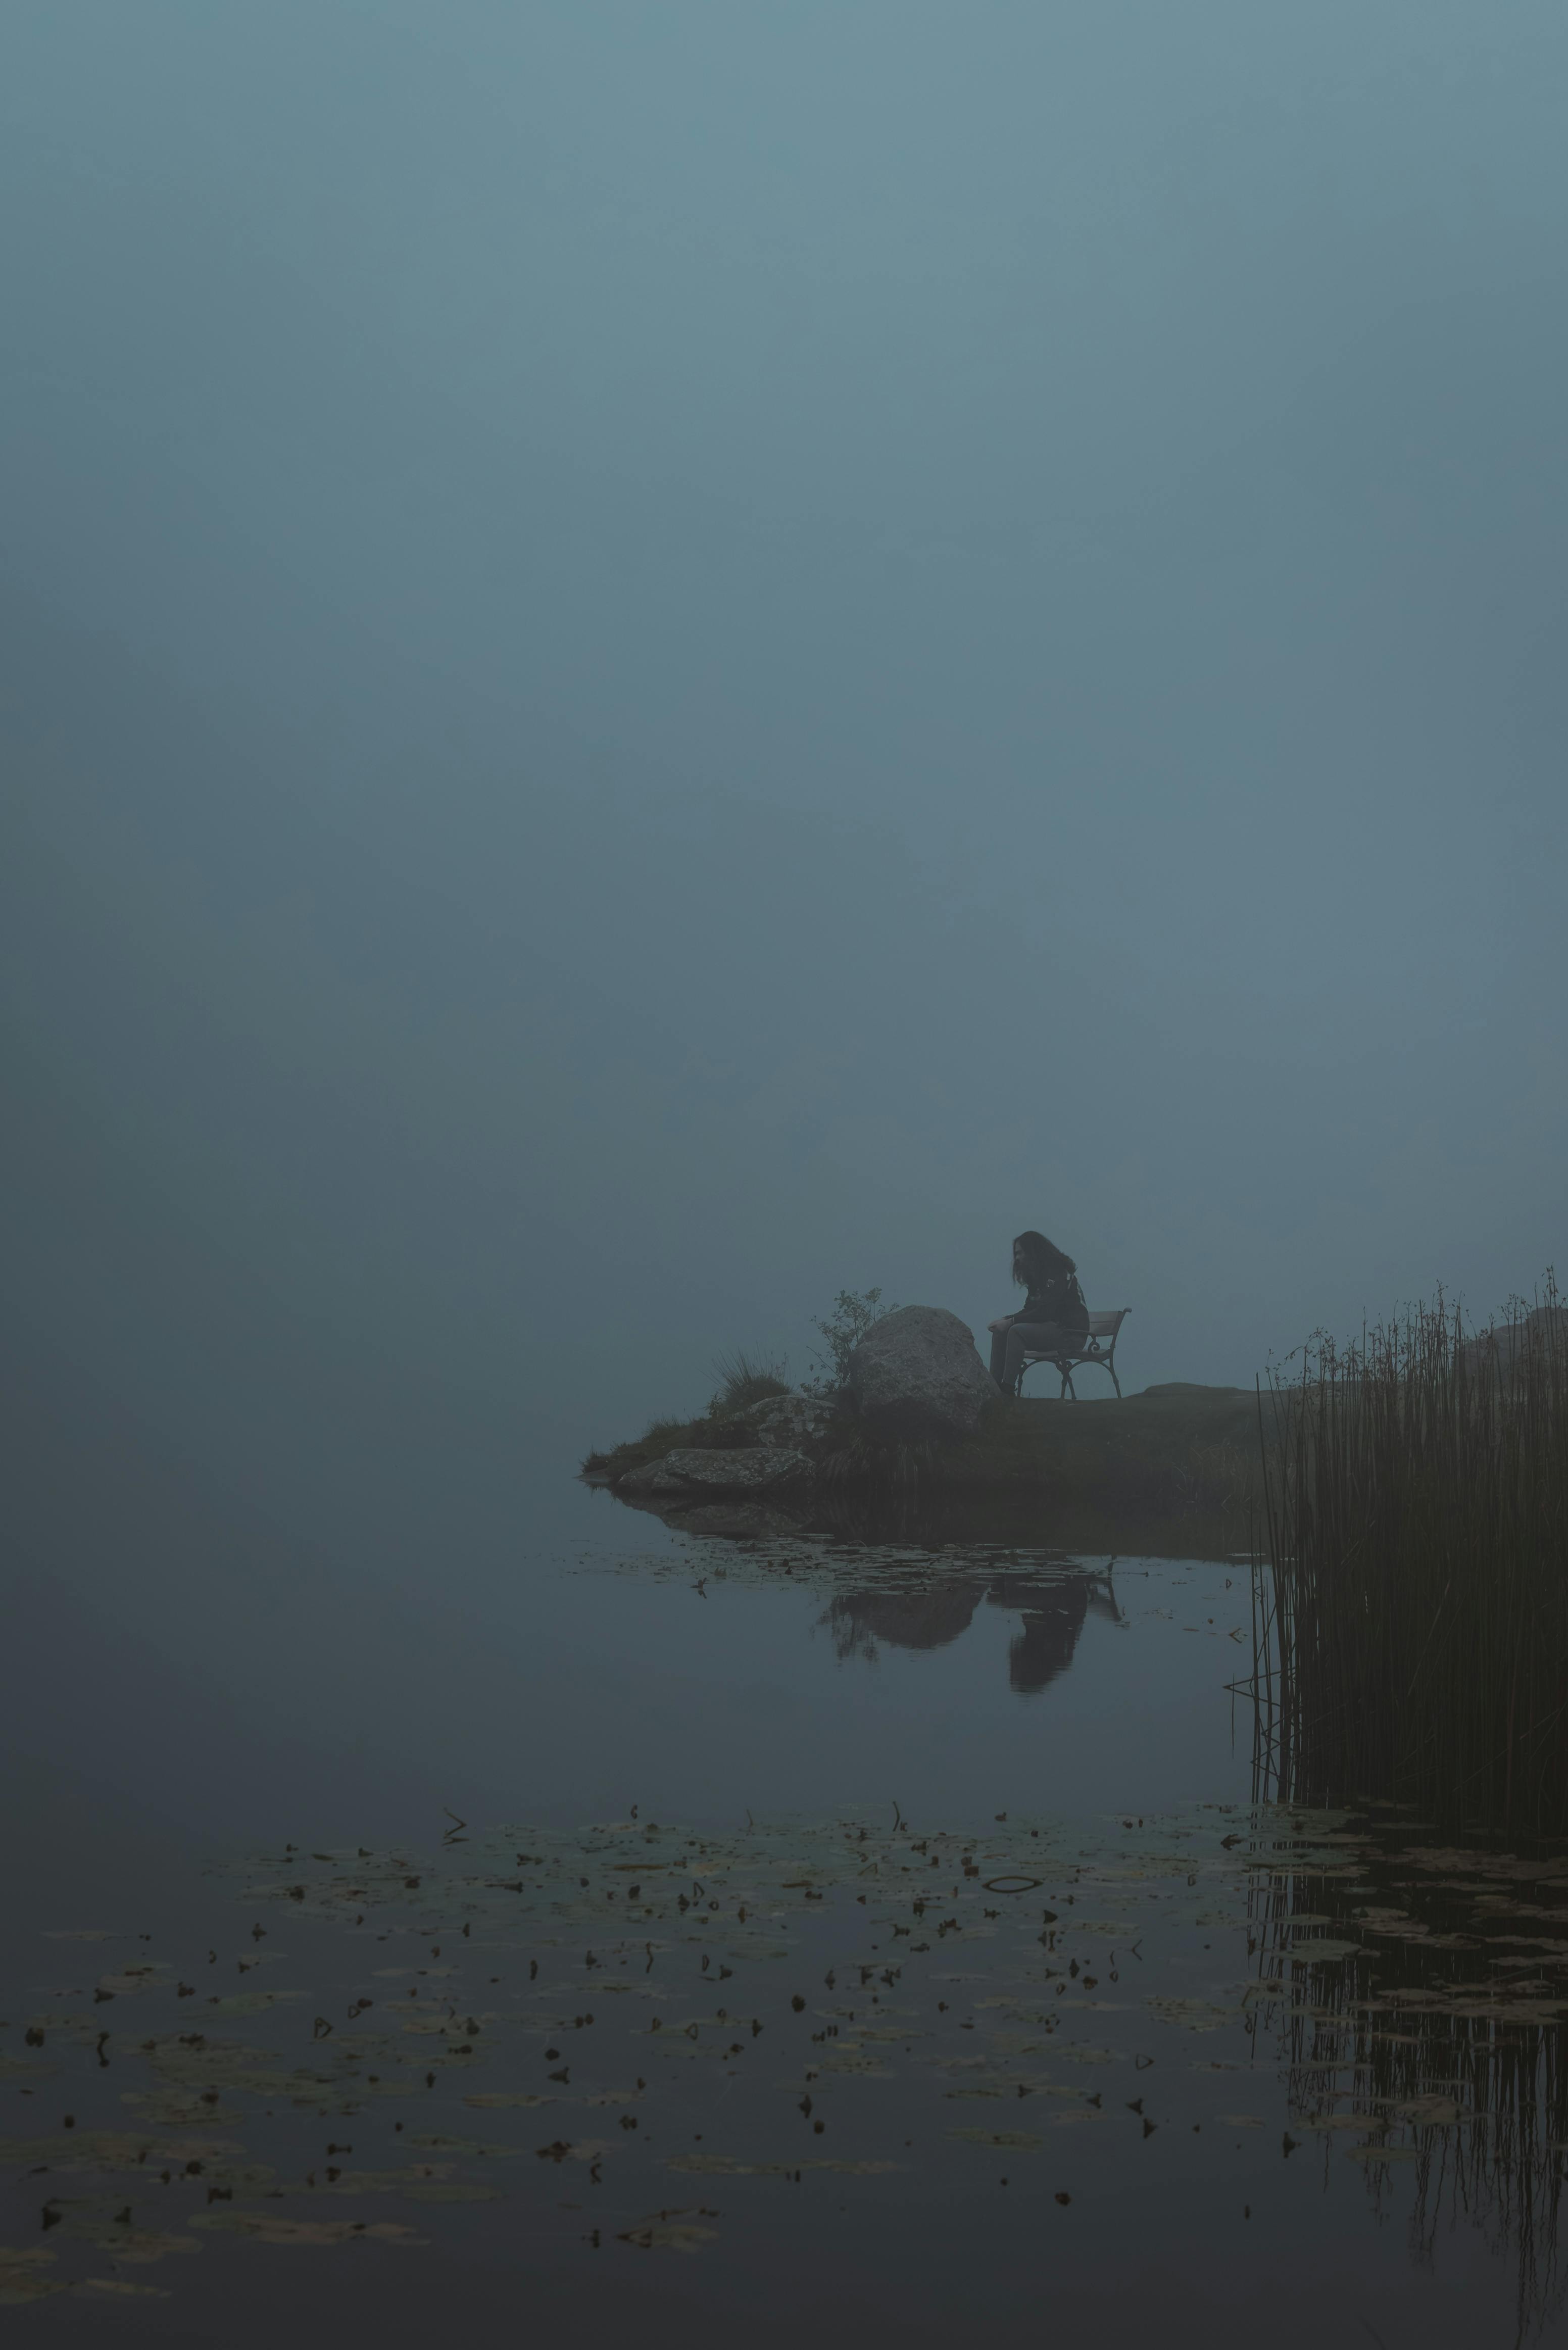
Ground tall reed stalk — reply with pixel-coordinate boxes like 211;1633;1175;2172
1261;1280;1568;1834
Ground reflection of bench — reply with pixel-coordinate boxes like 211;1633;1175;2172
1018;1309;1131;1400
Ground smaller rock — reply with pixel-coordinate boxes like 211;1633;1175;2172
732;1391;838;1451
617;1447;815;1499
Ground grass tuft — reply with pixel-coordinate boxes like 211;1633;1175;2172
707;1349;791;1419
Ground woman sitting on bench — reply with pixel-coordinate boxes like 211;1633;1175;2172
988;1230;1090;1396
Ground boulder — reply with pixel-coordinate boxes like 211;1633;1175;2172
1459;1305;1568;1381
845;1305;999;1442
617;1446;815;1499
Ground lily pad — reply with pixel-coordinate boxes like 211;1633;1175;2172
618;2211;718;2253
0;2249;62;2306
948;2129;1042;2150
193;2212;426;2246
1146;1999;1236;2031
402;2183;501;2203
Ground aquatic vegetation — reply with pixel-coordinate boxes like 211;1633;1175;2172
1247;1819;1568;2337
0;2248;70;2305
618;2208;718;2251
1261;1282;1568;1835
9;1800;1568;2326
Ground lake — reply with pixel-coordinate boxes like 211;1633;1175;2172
5;1443;1565;2347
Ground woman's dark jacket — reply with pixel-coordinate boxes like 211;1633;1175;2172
1014;1269;1090;1336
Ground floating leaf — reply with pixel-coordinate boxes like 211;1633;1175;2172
193;2213;426;2246
0;2249;62;2306
533;2139;617;2166
948;2129;1042;2151
31;2200;199;2264
618;2211;718;2253
203;1991;310;2017
1146;1999;1236;2032
73;2279;171;2298
402;2183;501;2203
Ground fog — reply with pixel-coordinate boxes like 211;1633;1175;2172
4;1;1565;1561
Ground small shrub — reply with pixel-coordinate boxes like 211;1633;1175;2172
804;1288;898;1396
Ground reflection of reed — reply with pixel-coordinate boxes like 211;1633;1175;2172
1243;1807;1568;2338
1245;1293;1568;2336
1257;1283;1568;1835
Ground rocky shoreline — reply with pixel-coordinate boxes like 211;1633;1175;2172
582;1308;1265;1543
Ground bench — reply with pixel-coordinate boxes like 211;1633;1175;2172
1017;1308;1131;1400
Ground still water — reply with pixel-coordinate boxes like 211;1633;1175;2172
5;1455;1566;2347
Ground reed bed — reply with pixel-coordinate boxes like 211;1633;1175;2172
1259;1282;1568;1834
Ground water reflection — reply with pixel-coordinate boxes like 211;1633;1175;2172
13;1791;1563;2341
1246;1807;1568;2337
8;1424;1563;2342
826;1565;1121;1695
609;1476;1241;1566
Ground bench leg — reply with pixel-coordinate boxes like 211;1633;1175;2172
1109;1362;1121;1398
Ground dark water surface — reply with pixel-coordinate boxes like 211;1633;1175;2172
6;1416;1566;2347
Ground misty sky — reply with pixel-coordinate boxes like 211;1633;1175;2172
4;1;1565;1550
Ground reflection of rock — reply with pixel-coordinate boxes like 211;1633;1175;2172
661;1501;809;1539
828;1569;1119;1696
846;1305;999;1442
618;1446;815;1499
610;1481;809;1540
828;1585;983;1657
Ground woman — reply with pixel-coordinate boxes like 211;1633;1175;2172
988;1231;1090;1396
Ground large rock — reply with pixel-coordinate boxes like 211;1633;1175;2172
845;1305;999;1442
617;1446;815;1499
1459;1304;1568;1381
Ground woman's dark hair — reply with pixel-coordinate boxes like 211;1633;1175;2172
1012;1230;1076;1287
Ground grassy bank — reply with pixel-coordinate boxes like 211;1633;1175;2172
938;1382;1262;1511
583;1380;1265;1517
1260;1288;1568;1835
